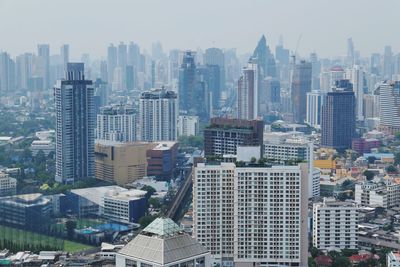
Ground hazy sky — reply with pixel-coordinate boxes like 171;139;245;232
0;0;399;59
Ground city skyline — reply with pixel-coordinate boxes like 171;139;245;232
1;0;400;58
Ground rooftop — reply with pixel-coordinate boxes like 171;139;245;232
118;218;209;265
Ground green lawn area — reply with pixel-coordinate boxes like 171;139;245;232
0;225;94;253
64;240;94;253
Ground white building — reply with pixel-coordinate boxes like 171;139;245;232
193;162;308;267
349;65;364;121
96;104;137;142
116;218;210;267
139;88;178;141
178;115;199;137
313;198;358;251
103;189;147;224
306;90;325;129
379;82;400;134
263;132;319;198
387;251;400;267
0;172;16;197
30;140;55;156
355;180;400;209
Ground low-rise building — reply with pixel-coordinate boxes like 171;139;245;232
95;140;149;185
0;172;16;197
30;140;55;156
0;193;52;229
313;198;358;251
61;186;147;223
116;217;210;267
147;141;178;178
178;115;199;137
355;180;400;208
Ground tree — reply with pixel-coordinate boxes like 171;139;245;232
149;198;161;209
65;220;77;239
138;214;157;228
309;246;321;258
141;185;157;198
367;156;377;164
363;170;375;181
332;256;351;267
387;165;398;174
308;257;316;267
396;152;400;165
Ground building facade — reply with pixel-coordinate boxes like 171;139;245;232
96;104;137;142
313;198;358;251
379;82;400;134
54;63;94;183
95;140;149;185
204;118;263;157
139;88;178;141
306;90;325;129
178;115;199;137
237;63;258;120
321;80;356;152
0;172;16;197
291;60;312;123
193;162;308;267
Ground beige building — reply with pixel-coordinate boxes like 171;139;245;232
95;140;150;185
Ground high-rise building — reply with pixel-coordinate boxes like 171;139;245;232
313;198;358;251
320;66;345;93
379;81;400;134
291;60;312;123
37;44;50;89
0;52;16;93
310;52;321;91
117;42;127;89
237;62;258;119
54;63;94;184
204;47;225;107
252;35;276;78
0;172;17;197
178;115;199;137
193;162;308;266
60;44;69;66
347;38;355;66
306;90;325;129
96;104;137;142
139;88;178;141
178;51;197;112
204;117;263;157
383;45;393;80
363;94;380;119
16;53;33;90
350;65;364;120
321;79;356;151
107;44;117;85
261;77;280;113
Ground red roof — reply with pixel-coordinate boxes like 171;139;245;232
349;254;371;263
315;255;332;266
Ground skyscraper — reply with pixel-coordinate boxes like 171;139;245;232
237;62;258;119
321;79;356;151
54;63;94;184
0;52;15;93
262;77;280;113
107;44;117;86
252;35;276;78
178;51;196;112
37;44;50;89
139;88;178;141
204;47;225;107
383;45;393;80
60;44;69;66
350;65;364;120
16;53;32;90
379;81;400;134
291;60;312;123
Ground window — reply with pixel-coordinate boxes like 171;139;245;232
141;263;152;267
126;259;137;267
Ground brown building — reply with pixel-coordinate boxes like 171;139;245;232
95;140;150;185
204;118;264;157
146;141;178;178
